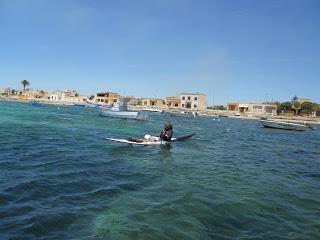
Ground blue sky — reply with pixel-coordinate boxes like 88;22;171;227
0;0;319;105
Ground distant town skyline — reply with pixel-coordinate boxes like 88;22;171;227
1;0;320;105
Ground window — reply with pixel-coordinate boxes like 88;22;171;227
194;104;197;108
194;97;198;101
182;96;185;100
182;104;185;107
175;103;178;107
188;96;191;100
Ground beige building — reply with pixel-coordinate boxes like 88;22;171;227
140;98;166;108
0;88;23;99
95;92;120;106
180;93;207;111
19;90;47;100
165;96;181;109
227;102;277;115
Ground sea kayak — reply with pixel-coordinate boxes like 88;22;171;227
106;134;195;145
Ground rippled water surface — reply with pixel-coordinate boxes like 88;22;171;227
0;101;319;239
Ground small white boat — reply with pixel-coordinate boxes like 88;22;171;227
100;109;148;120
260;120;308;131
99;98;148;120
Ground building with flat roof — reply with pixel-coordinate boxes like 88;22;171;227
19;89;47;100
165;96;181;109
227;102;277;115
49;90;83;102
95;92;120;106
180;93;207;111
140;98;166;108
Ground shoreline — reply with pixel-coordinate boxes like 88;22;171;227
130;106;320;125
1;98;319;125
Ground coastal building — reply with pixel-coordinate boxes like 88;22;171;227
0;88;6;97
140;98;166;108
227;102;277;115
19;89;47;100
49;90;83;102
4;88;17;96
180;93;207;111
128;98;141;106
0;88;23;99
95;92;120;106
165;96;181;109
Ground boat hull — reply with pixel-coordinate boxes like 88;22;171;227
100;109;148;120
260;120;307;131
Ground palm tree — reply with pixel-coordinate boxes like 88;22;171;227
21;80;30;91
291;95;300;115
291;95;298;103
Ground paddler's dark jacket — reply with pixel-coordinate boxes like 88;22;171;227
159;129;173;141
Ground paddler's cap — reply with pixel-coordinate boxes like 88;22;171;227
164;121;172;130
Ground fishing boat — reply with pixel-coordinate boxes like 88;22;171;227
99;98;148;120
260;119;308;131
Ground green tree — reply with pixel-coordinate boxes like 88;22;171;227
279;102;292;111
314;104;320;112
301;102;318;115
214;105;227;110
21;80;30;91
208;105;226;110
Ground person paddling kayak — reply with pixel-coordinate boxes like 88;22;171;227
126;121;173;143
158;121;173;141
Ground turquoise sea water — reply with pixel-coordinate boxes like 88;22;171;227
0;101;319;239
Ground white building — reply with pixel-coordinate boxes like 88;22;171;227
48;90;83;102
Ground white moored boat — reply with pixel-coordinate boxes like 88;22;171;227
260;120;308;131
99;98;148;120
100;109;148;119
